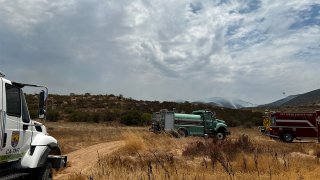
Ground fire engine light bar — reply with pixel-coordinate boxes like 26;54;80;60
0;71;5;77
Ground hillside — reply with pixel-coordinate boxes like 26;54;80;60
260;89;320;108
26;93;262;127
260;95;299;107
282;89;320;107
197;97;256;109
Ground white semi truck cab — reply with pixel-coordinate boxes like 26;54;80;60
0;72;67;179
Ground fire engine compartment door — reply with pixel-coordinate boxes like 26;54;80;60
164;112;174;131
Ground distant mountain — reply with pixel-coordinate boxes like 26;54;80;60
175;99;187;103
260;95;299;107
282;89;320;106
261;89;320;107
195;97;256;109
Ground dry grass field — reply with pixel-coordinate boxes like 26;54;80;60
46;122;320;180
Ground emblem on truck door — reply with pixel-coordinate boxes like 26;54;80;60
11;131;19;147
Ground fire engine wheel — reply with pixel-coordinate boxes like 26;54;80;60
281;132;294;143
216;131;225;140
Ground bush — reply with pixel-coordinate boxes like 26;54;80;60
120;131;146;154
29;109;38;119
252;116;262;126
229;119;241;127
141;113;152;126
243;121;254;128
64;107;75;114
182;141;207;156
70;111;90;122
120;111;143;126
100;111;119;122
183;134;256;160
92;113;101;123
120;111;152;126
46;110;60;121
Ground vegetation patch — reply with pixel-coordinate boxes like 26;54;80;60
50;123;320;180
26;93;263;127
120;131;146;154
183;134;257;160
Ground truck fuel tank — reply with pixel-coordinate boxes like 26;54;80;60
174;113;202;120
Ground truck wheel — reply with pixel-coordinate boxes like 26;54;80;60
281;132;294;143
32;162;53;180
178;129;187;137
169;130;180;138
216;131;225;140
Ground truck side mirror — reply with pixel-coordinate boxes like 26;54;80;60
39;90;46;119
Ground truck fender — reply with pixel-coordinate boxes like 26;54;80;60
177;128;188;137
20;135;61;168
215;124;227;133
30;134;58;146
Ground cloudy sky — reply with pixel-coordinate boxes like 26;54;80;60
0;0;319;104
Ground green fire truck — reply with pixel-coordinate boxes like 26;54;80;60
151;109;230;139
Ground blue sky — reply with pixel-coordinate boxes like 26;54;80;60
0;0;319;104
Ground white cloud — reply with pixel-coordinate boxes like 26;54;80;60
0;0;319;104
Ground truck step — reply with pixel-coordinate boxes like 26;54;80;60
0;172;30;180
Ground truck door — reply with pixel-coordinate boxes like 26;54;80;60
2;83;26;161
0;78;5;151
203;113;213;134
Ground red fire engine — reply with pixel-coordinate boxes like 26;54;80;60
261;110;320;143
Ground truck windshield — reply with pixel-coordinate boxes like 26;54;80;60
204;113;212;120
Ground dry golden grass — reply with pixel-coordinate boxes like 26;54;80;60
49;123;320;180
46;122;140;153
119;131;146;154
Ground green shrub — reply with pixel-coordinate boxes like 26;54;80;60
70;111;90;122
100;111;118;122
120;111;143;126
91;113;101;123
243;121;254;128
141;113;152;126
252;116;262;126
29;109;38;119
46;110;60;121
228;119;241;127
183;134;257;160
64;107;75;114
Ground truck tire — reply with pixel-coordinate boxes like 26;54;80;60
215;131;225;140
169;130;180;138
178;129;187;137
32;162;53;180
281;132;294;143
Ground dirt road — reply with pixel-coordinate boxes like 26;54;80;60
54;140;125;180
